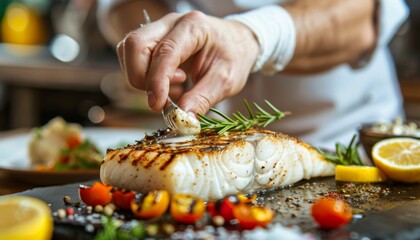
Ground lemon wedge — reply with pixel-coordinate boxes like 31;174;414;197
335;165;387;182
372;138;420;183
0;196;53;240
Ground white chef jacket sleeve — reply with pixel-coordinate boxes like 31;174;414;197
96;0;128;46
378;0;410;46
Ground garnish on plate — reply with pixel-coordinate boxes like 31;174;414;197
371;137;420;183
28;117;102;171
317;135;387;183
95;216;146;240
198;100;289;134
317;134;363;166
311;195;352;229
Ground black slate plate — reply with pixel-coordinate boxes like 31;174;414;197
8;178;420;240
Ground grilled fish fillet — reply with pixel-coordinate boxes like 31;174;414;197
100;128;335;200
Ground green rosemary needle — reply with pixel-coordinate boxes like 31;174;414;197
197;100;289;134
316;134;364;166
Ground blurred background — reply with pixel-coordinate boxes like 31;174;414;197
0;0;419;131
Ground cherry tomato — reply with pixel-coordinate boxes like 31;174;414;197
112;189;135;210
311;196;352;229
79;182;112;206
170;194;205;224
207;194;257;222
131;190;170;219
232;204;275;229
66;135;82;149
207;195;238;222
237;193;257;204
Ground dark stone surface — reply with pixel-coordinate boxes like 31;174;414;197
8;177;420;239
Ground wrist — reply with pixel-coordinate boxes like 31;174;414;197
226;19;260;73
225;5;296;75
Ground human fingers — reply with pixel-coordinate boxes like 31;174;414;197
177;61;244;116
116;40;127;76
119;12;181;90
146;11;209;111
177;19;259;115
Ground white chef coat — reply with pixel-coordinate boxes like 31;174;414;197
97;0;409;149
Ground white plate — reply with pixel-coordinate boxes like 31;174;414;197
0;127;152;185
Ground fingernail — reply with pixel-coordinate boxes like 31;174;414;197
147;91;156;108
187;111;198;119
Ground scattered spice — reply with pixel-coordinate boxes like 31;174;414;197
63;196;72;205
95;205;104;213
103;205;114;216
212;215;225;226
162;223;175;235
146;224;158;236
57;209;66;219
86;206;93;214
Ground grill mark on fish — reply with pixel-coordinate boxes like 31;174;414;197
101;127;335;201
107;150;118;162
131;151;146;166
144;152;160;169
159;153;176;171
118;149;133;163
117;130;303;172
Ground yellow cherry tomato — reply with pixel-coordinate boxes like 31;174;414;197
170;193;205;224
130;190;170;219
233;204;275;229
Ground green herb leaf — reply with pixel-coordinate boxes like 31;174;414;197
95;217;145;240
198;100;289;134
317;134;364;166
95;217;118;240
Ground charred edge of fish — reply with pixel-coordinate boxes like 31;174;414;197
106;148;114;154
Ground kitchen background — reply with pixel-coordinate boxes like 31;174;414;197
0;0;419;131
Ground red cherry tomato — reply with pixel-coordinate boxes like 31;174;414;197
207;195;238;222
207;194;257;222
311;196;353;229
130;190;170;219
170;193;205;224
79;182;112;206
112;189;135;210
66;135;82;149
232;204;275;229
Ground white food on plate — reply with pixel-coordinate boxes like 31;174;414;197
171;108;201;135
100;128;335;200
27;117;83;166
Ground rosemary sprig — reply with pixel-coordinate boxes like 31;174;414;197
317;134;364;166
197;100;289;134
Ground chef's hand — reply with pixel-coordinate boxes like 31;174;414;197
116;11;259;116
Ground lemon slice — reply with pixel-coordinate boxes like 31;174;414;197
0;196;53;240
372;138;420;183
335;165;387;182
